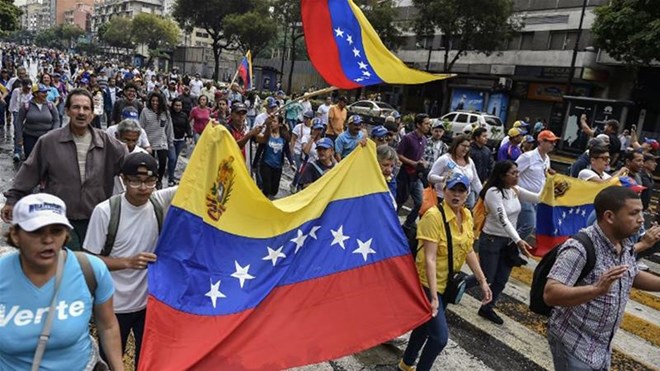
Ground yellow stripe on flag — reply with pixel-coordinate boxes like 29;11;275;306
539;173;621;207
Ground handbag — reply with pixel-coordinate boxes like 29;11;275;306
419;185;438;216
438;204;469;305
31;250;65;371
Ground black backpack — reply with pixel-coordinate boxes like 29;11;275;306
529;231;595;316
101;194;164;256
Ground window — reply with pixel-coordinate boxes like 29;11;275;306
443;113;457;122
469;115;479;123
456;114;469;123
520;32;534;50
507;34;522;50
548;32;567;50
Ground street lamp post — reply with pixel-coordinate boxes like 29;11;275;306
425;35;434;71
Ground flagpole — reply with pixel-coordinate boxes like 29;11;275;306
229;69;240;87
272;86;339;116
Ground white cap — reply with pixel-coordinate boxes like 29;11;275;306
12;193;73;232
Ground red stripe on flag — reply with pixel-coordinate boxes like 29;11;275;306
301;0;360;89
139;256;430;370
533;234;569;257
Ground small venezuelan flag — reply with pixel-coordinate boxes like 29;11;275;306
301;0;453;89
238;50;252;91
139;125;430;370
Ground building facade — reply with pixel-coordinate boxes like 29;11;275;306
20;0;52;33
91;0;166;34
63;2;93;32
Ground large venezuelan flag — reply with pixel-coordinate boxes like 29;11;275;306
139;125;431;370
534;174;621;256
301;0;453;89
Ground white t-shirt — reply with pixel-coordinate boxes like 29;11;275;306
83;188;177;313
106;125;151;149
578;168;612;182
292;123;311;155
73;130;92;182
516;148;551;194
301;136;318;162
317;104;331;125
428;154;483;199
482;186;540;242
190;79;204;96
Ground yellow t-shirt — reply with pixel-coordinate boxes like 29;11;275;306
415;203;474;293
326;105;347;136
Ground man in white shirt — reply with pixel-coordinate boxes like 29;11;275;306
317;96;333;125
578;145;628;183
189;73;204;99
83;152;177;369
515;130;559;240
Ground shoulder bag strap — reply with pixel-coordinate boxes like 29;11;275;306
437;204;455;277
73;251;97;299
31;250;66;371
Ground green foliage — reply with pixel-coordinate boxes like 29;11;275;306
100;17;135;52
355;0;402;49
131;13;180;56
592;0;660;66
34;24;85;49
224;7;277;56
412;0;521;72
0;0;22;36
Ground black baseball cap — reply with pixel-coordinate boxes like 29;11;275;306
232;102;248;113
121;153;158;177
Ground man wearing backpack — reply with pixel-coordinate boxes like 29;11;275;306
83;152;177;369
298;137;336;189
543;186;660;371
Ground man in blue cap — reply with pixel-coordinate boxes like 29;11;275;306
370;125;390;146
254;97;278;128
299;137;335;189
335;114;365;161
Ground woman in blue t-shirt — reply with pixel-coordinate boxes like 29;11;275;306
0;193;124;371
255;115;294;199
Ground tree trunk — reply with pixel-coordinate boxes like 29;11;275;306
279;23;288;85
212;41;221;81
287;28;300;94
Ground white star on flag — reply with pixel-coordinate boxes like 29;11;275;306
358;61;368;70
290;229;308;254
562;211;567;219
330;226;350;249
346;34;353;45
352;48;361;57
231;261;255;288
558;219;563;226
581;210;586;217
262;246;286;266
309;226;321;240
334;27;344;38
569;208;574;214
354;78;364;83
353;238;376;261
362;70;371;77
205;279;226;308
554;229;559;235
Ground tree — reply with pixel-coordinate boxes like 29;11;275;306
100;16;135;56
132;13;180;67
355;0;402;49
592;0;660;66
224;5;277;56
172;0;254;80
56;24;84;49
273;0;304;93
0;0;21;36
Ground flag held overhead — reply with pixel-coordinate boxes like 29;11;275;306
138;124;430;370
301;0;453;89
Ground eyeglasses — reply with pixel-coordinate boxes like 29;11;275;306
126;178;158;188
596;156;611;161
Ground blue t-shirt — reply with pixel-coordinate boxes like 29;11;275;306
0;250;114;370
335;131;365;159
262;136;286;169
497;141;522;162
46;87;60;103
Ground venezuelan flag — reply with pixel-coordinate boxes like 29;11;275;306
301;0;453;89
534;174;621;256
139;125;430;370
238;50;252;91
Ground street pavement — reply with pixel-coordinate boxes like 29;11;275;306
1;128;658;371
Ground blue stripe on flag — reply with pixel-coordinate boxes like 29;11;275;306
537;203;595;236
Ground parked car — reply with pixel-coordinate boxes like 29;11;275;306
348;100;396;123
439;111;505;146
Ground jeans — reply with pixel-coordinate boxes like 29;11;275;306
516;201;536;241
291;153;303;188
548;334;601;371
396;171;423;229
478;233;514;310
101;309;146;370
168;140;186;180
0;101;5;126
152;149;168;182
23;133;39;159
402;287;449;371
12;112;21;156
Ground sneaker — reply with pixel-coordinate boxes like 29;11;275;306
13;153;20;162
289;183;298;194
168;180;176;187
398;359;416;371
637;262;649;271
156;181;163;190
478;307;504;325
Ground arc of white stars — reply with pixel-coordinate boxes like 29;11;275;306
334;27;344;38
569;208;574;214
330;226;350;250
262;246;286;266
231;261;255;288
353;238;376;262
291;229;308;254
205;279;226;308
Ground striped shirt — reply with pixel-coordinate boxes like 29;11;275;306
547;223;639;370
139;108;173;150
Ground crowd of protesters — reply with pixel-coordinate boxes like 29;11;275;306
0;43;659;371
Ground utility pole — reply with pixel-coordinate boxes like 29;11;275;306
567;0;588;95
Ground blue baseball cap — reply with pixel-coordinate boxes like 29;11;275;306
311;118;324;130
524;135;535;143
303;111;314;119
316;137;334;149
266;97;278;108
445;172;470;190
348;115;363;125
371;125;388;138
121;106;139;120
392;111;401;119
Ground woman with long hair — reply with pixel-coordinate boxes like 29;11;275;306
168;97;192;186
0;193;124;370
254;115;294;199
139;91;173;189
475;160;538;324
39;73;60;107
189;94;212;143
428;135;482;207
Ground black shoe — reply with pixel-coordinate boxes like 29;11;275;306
478;307;504;325
156;181;163;190
168;180;176;187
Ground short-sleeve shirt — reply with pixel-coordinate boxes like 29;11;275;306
578;168;611;182
190;106;211;134
262;136;286;168
516;148;550;193
415;203;474;293
299;160;334;188
497;141;522;162
335;130;364;159
326;105;347;136
547;223;638;370
0;251;114;370
397;131;427;175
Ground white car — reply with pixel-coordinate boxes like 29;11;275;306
439;111;505;144
347;100;396;122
